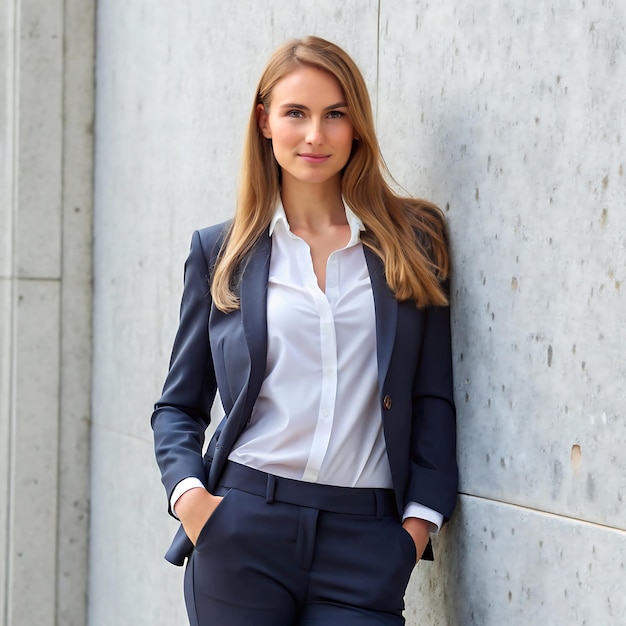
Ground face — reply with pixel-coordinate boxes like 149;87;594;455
257;66;356;190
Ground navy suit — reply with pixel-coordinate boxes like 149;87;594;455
152;222;458;623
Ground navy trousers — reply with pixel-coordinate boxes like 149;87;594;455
183;462;417;625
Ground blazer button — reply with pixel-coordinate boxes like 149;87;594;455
383;395;392;410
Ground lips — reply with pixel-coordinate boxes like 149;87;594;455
299;153;330;164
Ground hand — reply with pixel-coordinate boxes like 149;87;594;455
174;487;223;546
402;517;431;563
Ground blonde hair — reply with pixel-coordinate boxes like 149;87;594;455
212;35;450;312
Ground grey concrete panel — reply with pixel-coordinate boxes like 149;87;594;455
88;423;187;626
56;1;96;623
14;0;64;279
378;2;626;529
8;279;60;626
405;494;626;625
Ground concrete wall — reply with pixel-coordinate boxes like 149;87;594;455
382;4;626;623
0;1;95;625
87;1;623;625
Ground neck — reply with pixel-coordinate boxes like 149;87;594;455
280;175;346;230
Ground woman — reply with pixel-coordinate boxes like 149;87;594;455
152;35;457;626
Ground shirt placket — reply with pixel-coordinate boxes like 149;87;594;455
295;243;339;483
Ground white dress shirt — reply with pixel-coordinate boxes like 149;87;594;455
171;201;442;531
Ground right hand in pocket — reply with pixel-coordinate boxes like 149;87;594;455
174;487;223;546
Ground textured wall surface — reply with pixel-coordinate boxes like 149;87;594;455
384;3;626;623
91;1;625;625
0;1;95;625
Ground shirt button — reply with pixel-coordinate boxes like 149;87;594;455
383;395;392;410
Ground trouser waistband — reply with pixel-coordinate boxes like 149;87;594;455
218;461;398;519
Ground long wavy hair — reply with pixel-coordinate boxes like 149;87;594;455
211;35;450;312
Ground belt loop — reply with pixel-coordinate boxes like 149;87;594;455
265;474;276;504
374;490;384;519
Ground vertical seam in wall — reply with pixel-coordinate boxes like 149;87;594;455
375;0;381;127
4;0;20;622
55;2;67;622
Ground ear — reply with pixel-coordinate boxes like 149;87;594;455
256;103;272;138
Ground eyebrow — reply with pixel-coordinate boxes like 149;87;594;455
278;102;348;111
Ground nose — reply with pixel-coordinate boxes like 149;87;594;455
305;120;324;146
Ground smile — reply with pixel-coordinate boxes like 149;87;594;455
299;153;331;164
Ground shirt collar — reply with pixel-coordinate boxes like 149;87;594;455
269;198;365;246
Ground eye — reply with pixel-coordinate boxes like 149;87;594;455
327;110;345;119
286;109;304;118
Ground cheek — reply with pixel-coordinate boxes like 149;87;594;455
335;126;356;152
270;122;298;147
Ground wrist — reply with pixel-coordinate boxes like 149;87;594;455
173;486;211;519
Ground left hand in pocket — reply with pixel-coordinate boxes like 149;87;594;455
402;517;431;562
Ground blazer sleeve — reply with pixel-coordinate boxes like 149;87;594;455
151;229;219;516
408;296;458;522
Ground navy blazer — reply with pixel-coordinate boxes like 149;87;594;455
152;222;458;565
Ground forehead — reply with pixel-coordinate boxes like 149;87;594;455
271;66;345;104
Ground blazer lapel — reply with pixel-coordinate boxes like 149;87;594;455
239;229;271;423
209;231;271;487
363;246;398;396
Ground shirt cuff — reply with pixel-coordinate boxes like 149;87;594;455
170;477;206;518
402;502;443;535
